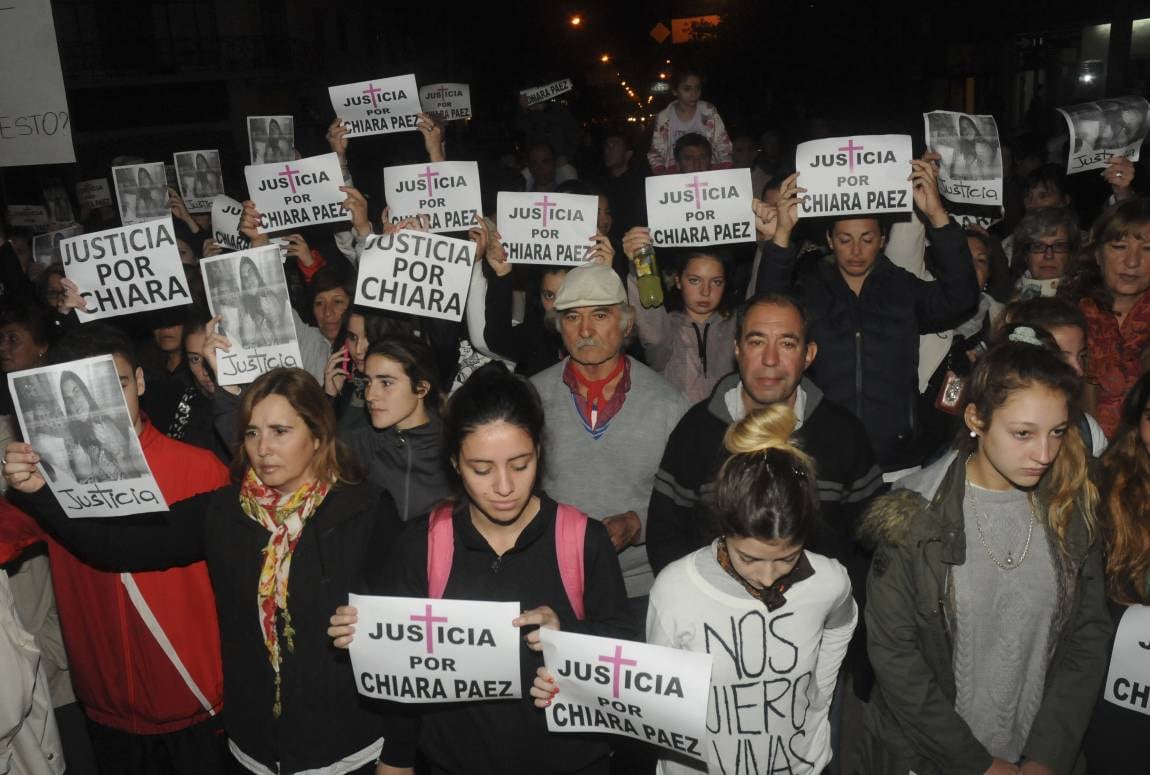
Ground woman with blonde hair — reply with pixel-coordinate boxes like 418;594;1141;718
535;403;857;774
858;332;1111;775
3;367;402;774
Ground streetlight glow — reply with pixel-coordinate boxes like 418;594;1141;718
569;14;582;26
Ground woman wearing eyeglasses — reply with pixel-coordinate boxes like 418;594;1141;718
1008;208;1082;301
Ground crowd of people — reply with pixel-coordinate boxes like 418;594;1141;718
1;63;1149;775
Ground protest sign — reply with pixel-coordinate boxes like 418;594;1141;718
383;161;482;233
795;135;914;218
32;224;82;266
1103;605;1150;717
420;83;472;122
497;192;597;265
645;168;755;247
112;163;169;225
60;217;192;321
1058;96;1150;173
201;246;301;385
355;231;474;322
6;205;50;230
521;79;573;107
244;152;350;233
924;111;1003;206
42;178;75;225
210;195;251;252
247;116;294;164
0;0;74;167
76;179;113;209
174;150;224;213
8;355;169;517
347;594;521;704
542;629;711;760
328;74;422;137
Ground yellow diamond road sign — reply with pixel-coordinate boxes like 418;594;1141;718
650;21;671;44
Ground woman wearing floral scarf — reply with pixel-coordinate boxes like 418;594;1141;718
4;368;403;775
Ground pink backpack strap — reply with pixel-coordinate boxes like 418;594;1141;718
554;504;588;621
426;503;456;599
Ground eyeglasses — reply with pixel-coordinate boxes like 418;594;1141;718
1028;242;1070;256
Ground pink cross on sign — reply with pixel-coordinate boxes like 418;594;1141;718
418;166;440;193
598;644;638;699
838;139;865;172
534;195;558;228
362;82;383;108
277;164;301;194
684;175;710;209
410;604;448;654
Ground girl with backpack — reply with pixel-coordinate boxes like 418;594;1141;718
328;362;634;775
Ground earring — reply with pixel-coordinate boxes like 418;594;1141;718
969;430;977;438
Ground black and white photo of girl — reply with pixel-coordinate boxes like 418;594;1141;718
174;150;224;212
11;358;148;486
112;162;169;224
247;116;295;164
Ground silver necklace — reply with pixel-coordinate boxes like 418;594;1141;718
965;481;1037;571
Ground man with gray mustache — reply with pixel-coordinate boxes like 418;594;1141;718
530;263;690;620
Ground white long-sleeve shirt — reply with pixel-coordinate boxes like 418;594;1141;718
647;542;856;775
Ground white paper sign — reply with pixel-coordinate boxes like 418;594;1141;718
210;195;251;252
1058;96;1150;173
174;150;224;213
60;217;192;321
328;74;422;138
542;629;711;760
384;161;483;233
32;224;82;266
5;205;50;229
8;355;169;518
76;179;113;209
521;78;573;107
497;192;597;265
200;246;302;386
795;134;914;218
1103;605;1150;716
0;0;75;167
247;116;294;164
646;168;755;247
112;163;170;226
420;83;472;122
355;232;474;322
924;111;1003;206
347;594;521;704
244;152;349;233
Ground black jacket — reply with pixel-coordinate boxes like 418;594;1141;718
20;481;402;774
482;271;564;377
755;222;979;471
381;495;636;774
344;413;450;521
647;373;883;576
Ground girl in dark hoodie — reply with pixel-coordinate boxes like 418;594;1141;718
342;336;450;520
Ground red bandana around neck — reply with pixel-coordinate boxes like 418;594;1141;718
570;356;626;413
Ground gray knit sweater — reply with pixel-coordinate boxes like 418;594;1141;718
531;357;690;597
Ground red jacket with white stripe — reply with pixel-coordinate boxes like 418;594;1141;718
1;421;229;734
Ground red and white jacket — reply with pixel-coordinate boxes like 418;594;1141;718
0;421;228;734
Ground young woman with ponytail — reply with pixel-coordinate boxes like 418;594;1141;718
628;403;856;773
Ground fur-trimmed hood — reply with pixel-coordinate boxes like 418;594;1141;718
859;451;963;552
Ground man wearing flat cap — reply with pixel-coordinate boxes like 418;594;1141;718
529;262;690;612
